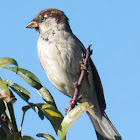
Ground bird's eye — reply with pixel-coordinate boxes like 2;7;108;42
39;15;44;21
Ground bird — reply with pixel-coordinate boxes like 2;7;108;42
26;8;122;140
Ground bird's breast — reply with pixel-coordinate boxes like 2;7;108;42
37;33;83;96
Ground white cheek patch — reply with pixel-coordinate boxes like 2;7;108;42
44;15;48;18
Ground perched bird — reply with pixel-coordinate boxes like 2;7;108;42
26;8;121;140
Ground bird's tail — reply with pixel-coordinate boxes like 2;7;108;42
87;109;122;140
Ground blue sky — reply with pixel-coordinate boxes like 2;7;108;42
1;0;140;140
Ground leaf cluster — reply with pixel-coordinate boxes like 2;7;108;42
0;57;92;140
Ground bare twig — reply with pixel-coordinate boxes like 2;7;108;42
66;45;92;114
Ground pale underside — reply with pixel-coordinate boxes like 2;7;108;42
37;29;102;120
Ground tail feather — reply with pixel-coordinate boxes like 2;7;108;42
87;110;122;140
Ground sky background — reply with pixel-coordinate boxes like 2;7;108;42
1;0;140;140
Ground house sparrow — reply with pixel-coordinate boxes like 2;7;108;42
26;8;121;140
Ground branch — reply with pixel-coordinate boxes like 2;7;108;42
66;45;92;114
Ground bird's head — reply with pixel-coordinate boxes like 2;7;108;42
26;8;71;34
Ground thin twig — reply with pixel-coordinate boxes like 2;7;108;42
66;45;92;114
19;111;25;133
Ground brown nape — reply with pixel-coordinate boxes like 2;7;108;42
33;8;69;24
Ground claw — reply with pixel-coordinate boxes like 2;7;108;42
80;63;87;71
73;82;78;88
81;53;86;59
76;95;83;102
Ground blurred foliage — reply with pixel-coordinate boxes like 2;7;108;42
0;57;92;140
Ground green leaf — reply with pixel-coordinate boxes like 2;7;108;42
9;83;31;102
22;103;63;132
21;135;35;140
57;102;93;140
6;102;18;133
5;67;57;107
5;66;42;89
0;57;18;68
22;105;31;112
41;104;63;133
22;103;45;120
37;133;56;140
0;79;12;103
37;87;56;106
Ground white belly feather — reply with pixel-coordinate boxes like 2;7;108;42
37;31;98;109
37;32;83;96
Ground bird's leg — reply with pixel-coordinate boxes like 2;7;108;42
66;44;92;114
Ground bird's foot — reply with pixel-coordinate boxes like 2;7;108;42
80;56;90;74
80;63;90;73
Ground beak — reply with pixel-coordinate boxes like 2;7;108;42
26;21;39;28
